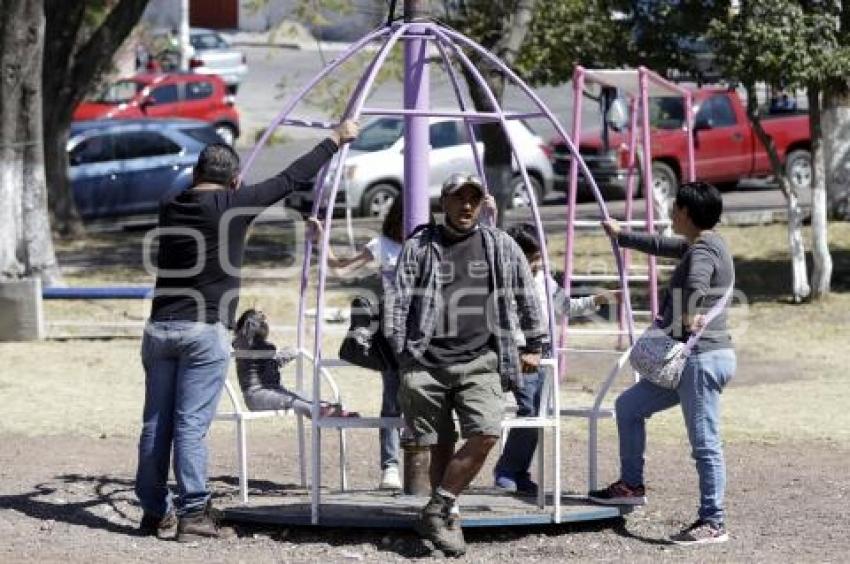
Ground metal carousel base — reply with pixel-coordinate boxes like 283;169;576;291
223;487;631;529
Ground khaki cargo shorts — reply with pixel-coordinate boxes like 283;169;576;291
399;350;503;445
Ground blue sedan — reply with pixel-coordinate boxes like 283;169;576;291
68;119;221;219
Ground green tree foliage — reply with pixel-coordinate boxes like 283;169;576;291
708;0;841;299
439;0;625;86
708;0;850;91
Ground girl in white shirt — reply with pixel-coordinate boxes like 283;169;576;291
307;198;405;490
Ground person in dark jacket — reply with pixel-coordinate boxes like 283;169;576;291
386;174;545;557
232;308;358;417
135;119;358;542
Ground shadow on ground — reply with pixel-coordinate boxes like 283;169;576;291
0;472;674;556
734;248;850;304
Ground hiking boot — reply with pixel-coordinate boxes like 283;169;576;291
670;520;729;545
414;493;466;557
176;503;236;543
139;511;177;539
379;465;402;490
588;480;647;506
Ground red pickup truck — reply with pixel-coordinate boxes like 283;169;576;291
549;87;811;201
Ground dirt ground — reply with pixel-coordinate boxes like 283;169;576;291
1;432;847;563
1;223;849;562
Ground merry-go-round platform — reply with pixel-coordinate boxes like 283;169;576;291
223;488;631;529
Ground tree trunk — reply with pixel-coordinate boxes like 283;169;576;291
0;0;26;278
822;86;850;220
0;0;62;284
464;71;513;226
43;115;82;237
42;0;152;236
744;83;810;301
460;0;536;227
808;86;833;299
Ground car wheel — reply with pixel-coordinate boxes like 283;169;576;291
214;123;237;145
785;149;812;202
509;174;544;209
649;161;679;203
360;183;399;218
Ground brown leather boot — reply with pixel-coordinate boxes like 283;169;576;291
176;502;236;542
139;511;177;539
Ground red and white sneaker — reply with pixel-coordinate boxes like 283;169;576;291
588;480;647;506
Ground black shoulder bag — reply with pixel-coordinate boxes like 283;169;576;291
338;295;397;372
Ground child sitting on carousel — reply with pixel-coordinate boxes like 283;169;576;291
233;308;358;418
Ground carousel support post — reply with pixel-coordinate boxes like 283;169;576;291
401;0;432;495
402;0;431;234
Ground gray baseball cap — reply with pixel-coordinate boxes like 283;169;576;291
441;173;486;197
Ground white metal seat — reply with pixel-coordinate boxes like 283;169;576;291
215;349;350;503
498;359;562;509
556;347;633;491
312;357;405;493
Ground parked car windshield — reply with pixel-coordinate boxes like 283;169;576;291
182;126;224;145
191;32;229;50
92;80;143;104
350;118;404;151
649;97;685;130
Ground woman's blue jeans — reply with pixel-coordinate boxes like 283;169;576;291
615;348;736;524
135;321;230;517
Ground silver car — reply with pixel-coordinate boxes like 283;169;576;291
189;28;247;94
287;116;554;217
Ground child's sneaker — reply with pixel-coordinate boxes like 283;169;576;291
587;480;647;505
494;473;518;492
379;465;402;490
670;520;729;545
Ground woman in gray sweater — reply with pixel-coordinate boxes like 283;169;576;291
589;182;736;546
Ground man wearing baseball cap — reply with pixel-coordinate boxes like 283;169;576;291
385;173;545;556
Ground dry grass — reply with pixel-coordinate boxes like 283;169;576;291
4;221;849;446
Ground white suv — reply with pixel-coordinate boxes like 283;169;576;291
287;116;554;217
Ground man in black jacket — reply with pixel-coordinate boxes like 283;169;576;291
135;120;358;541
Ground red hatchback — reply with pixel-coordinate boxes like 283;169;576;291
74;73;241;144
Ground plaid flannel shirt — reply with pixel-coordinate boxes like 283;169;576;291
384;224;545;391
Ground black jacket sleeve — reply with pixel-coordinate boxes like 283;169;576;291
233;138;338;209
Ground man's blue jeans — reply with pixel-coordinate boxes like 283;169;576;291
380;369;401;469
615;348;736;524
494;371;544;480
135;320;230;517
